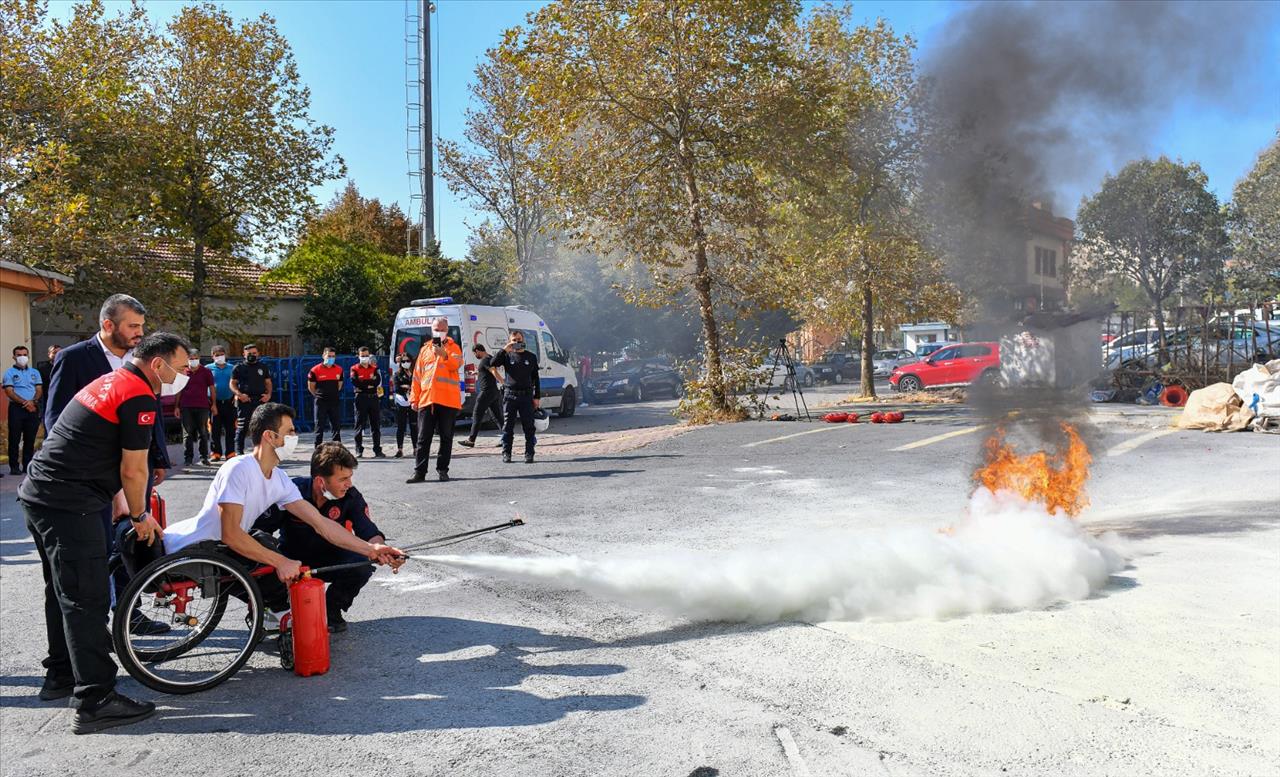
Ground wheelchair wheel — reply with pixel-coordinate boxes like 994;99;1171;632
113;550;265;695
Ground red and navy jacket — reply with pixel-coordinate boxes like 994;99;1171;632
20;363;158;513
350;362;382;395
308;363;344;402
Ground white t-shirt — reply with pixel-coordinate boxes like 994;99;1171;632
164;454;303;554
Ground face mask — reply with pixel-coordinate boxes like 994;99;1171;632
15;355;29;367
214;355;226;366
275;432;299;460
513;341;526;352
245;354;259;363
160;361;190;396
188;358;200;369
399;361;411;370
323;356;336;366
322;489;340;502
359;355;372;365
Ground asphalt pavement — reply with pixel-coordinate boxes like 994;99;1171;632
1;389;1276;777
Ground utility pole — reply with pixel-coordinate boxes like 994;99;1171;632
419;0;434;252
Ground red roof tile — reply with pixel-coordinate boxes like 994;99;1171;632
139;242;305;298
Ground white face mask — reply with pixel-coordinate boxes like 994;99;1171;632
213;355;226;366
15;355;29;367
275;432;299;460
188;358;200;368
322;489;340;502
359;355;372;365
160;361;190;396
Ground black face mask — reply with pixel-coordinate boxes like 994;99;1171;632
245;354;259;363
513;342;526;352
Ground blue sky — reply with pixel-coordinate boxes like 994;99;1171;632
52;0;1280;261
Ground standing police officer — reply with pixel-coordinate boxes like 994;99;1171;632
229;343;272;455
458;343;503;449
489;330;541;464
307;346;344;447
349;346;385;458
19;332;189;733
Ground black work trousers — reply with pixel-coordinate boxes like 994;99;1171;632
307;548;374;613
415;404;458;475
352;393;383;455
467;390;504;442
7;403;39;471
314;398;342;447
211;399;236;457
502;390;537;457
181;406;210;463
394;405;418;451
23;501;117;709
235;399;262;455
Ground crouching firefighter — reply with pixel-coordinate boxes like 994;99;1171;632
156;404;404;624
253;442;385;632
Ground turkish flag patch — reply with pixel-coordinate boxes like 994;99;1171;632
137;411;156;426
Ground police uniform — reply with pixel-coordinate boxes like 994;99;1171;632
391;365;418;453
308;361;344;446
3;360;43;473
230;359;271;454
349;361;384;457
490;346;541;460
254;479;382;619
18;363;157;709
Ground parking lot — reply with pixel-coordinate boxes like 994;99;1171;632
2;394;1277;777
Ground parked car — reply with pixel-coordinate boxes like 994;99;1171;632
914;343;947;359
890;342;1002;392
872;349;918;377
765;360;815;390
587;361;683;403
1103;327;1161;367
1107;322;1280;371
810;351;861;384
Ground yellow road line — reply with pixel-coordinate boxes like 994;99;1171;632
742;424;857;448
891;425;985;451
1106;428;1178;457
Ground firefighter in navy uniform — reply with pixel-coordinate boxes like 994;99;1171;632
229;343;272;455
307;346;344;447
349;346;385;458
17;332;189;734
489;330;541;463
254;442;385;632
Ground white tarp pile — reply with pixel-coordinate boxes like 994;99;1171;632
1174;359;1280;432
1233;358;1280;433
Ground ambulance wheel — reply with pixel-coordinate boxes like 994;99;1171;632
113;551;265;695
557;387;577;418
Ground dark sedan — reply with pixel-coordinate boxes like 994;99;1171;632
588;361;683;403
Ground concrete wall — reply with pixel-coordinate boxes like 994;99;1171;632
1;286;33;358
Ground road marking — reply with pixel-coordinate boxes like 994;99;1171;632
742;424;856;448
891;425;984;451
1106;428;1178;457
774;727;813;777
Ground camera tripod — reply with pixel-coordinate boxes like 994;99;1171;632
761;338;811;421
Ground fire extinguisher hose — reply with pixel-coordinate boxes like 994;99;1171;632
305;518;526;578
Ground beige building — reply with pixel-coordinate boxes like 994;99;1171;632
1;261;71;416
30;243;307;357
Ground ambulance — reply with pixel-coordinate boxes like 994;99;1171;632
390;298;580;417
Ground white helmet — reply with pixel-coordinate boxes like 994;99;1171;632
533;408;550;433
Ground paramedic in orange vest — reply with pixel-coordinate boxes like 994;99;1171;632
405;317;463;484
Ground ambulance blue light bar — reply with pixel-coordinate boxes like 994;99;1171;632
410;297;453;306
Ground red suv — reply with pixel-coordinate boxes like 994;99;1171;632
889;342;1001;392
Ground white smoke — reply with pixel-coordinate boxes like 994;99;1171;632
430;488;1128;623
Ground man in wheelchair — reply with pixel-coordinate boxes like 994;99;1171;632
251;442;385;633
152;404;403;619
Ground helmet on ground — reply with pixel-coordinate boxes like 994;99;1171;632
533;407;550;433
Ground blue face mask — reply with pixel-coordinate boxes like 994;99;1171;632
323;356;335;366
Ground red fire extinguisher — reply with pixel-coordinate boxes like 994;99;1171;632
149;490;167;529
281;568;330;677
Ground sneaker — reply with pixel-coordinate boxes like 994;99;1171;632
72;692;155;734
182;459;193;467
327;609;348;633
38;675;74;702
405;472;426;484
374;450;387;459
129;612;172;636
458;439;475;448
356;450;365;458
200;458;211;467
394;449;404;458
524;454;535;464
209;453;223;462
501;452;512;463
437;471;450;482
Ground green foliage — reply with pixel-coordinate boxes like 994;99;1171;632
300;180;417;257
298;259;381;353
1228;135;1280;301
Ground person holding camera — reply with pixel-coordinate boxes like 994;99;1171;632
489;330;541;464
406;318;463;483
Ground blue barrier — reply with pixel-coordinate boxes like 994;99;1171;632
223;355;395;433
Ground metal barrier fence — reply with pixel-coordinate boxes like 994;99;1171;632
245;355;395;433
1101;304;1280;390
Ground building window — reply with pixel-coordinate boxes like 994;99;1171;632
228;335;291;358
1033;247;1058;278
1035;247;1042;276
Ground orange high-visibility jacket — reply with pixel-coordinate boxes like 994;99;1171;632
410;337;463;410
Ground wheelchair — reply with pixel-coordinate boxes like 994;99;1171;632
112;547;275;695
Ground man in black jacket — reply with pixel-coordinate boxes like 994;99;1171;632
458;343;503;449
489;331;541;463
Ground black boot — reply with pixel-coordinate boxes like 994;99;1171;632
72;692;156;734
405;472;426;484
524;453;535;463
501;451;512;463
458;439;475;448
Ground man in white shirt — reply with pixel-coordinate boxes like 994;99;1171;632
164;403;403;613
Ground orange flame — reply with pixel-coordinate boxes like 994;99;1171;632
973;422;1092;517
